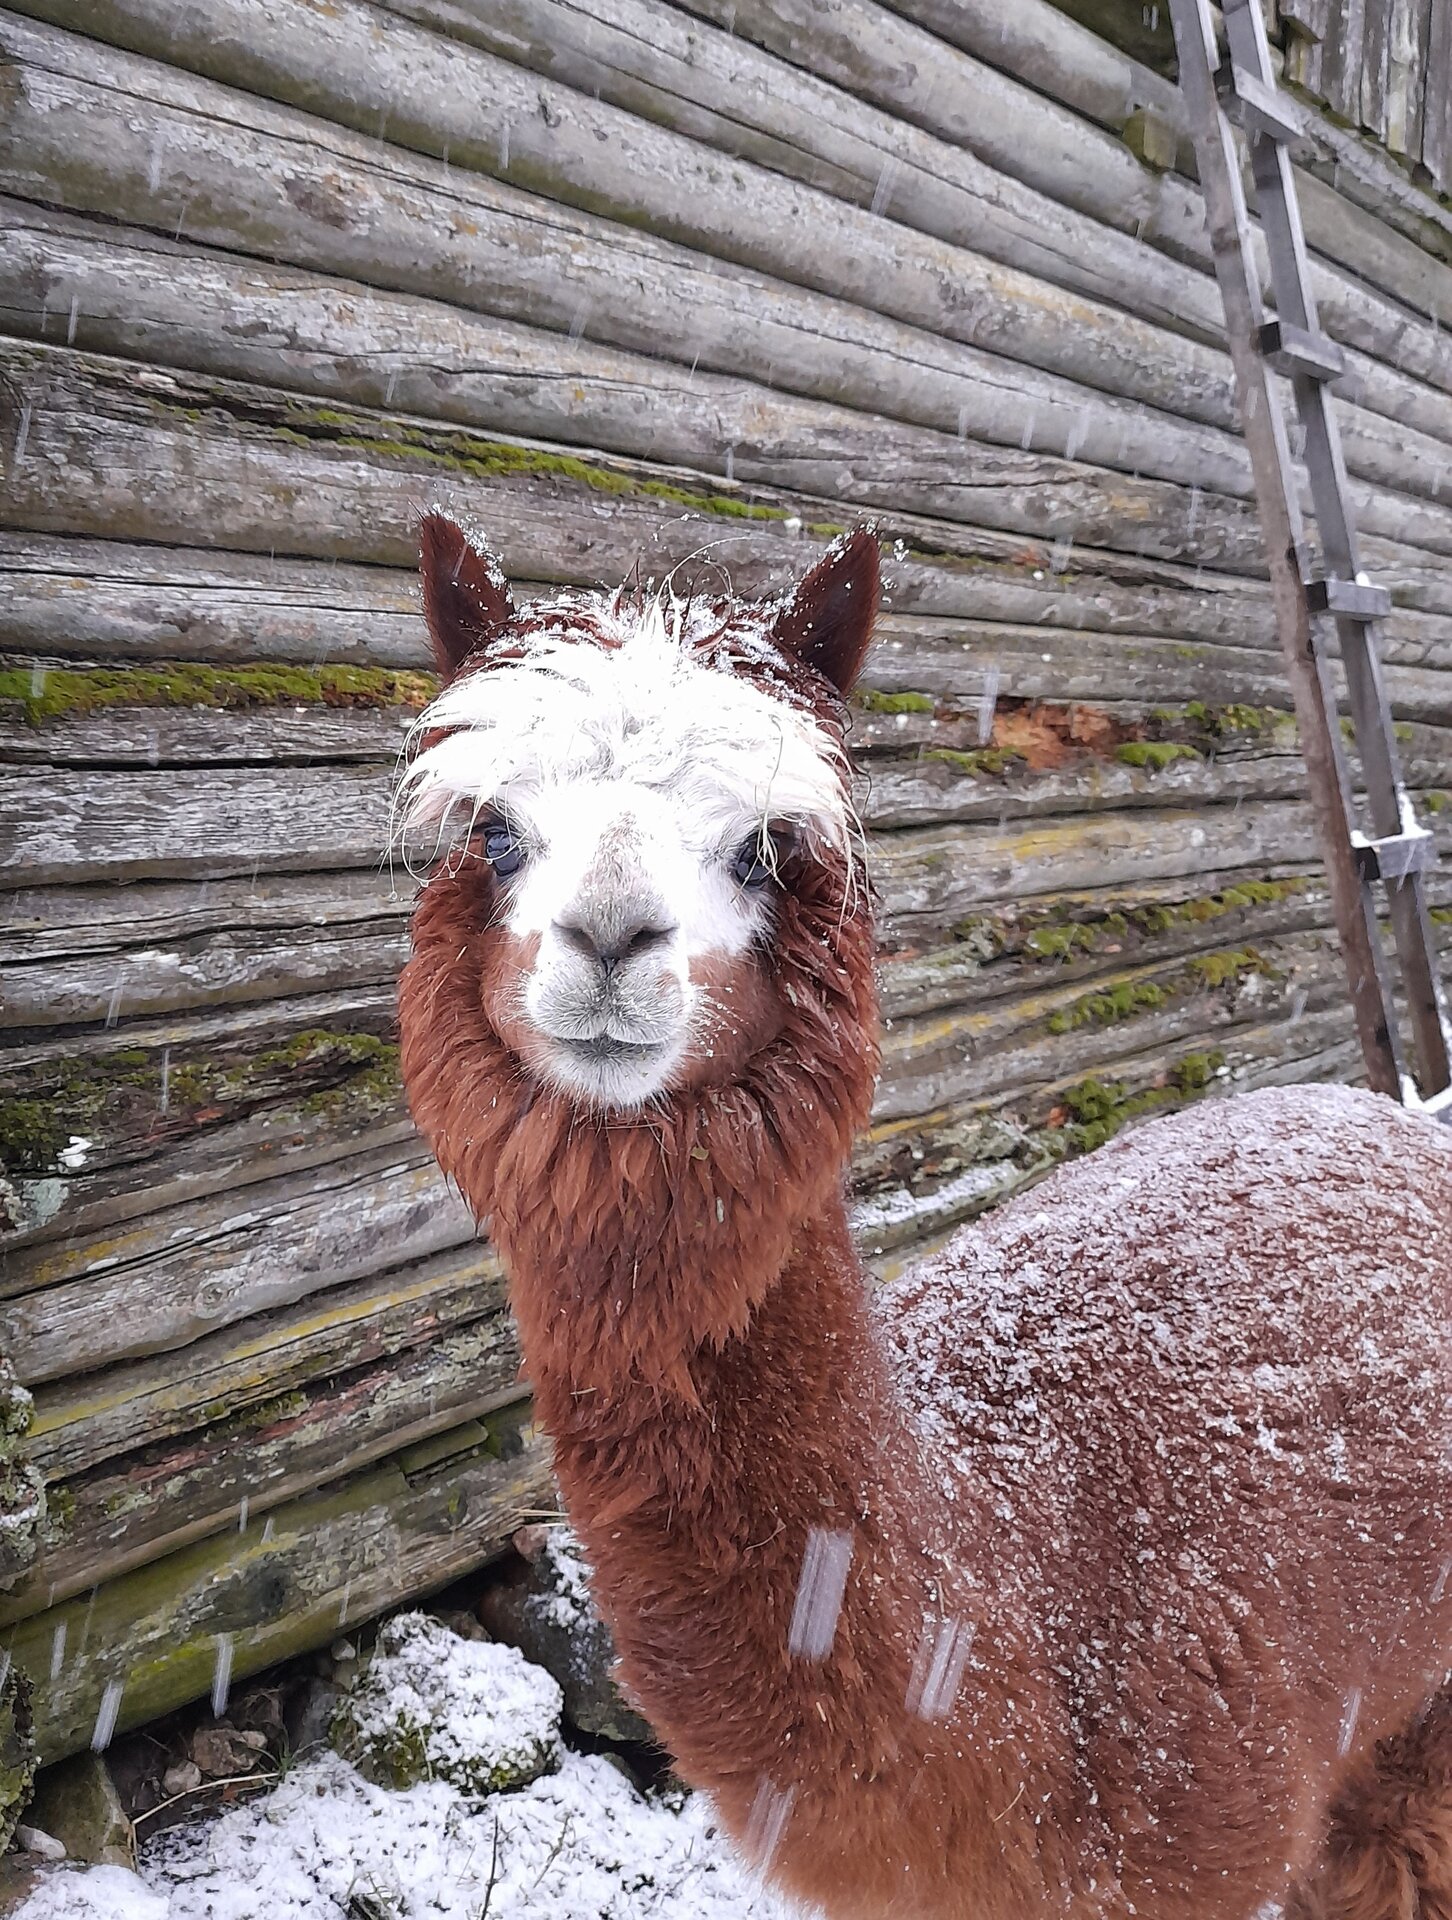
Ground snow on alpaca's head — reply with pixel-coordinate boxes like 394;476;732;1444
396;514;880;1110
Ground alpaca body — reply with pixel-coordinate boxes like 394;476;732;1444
522;1083;1452;1920
396;517;1452;1920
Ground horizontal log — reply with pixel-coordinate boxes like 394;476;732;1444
9;531;1452;688
0;204;1265;574
26;0;1234;350
878;866;1344;1014
5;9;1452;553
888;0;1452;272
1;913;409;1029
0;1147;476;1383
0;12;1256;504
6;203;1433;580
23;0;1452;512
875;927;1349;1118
28;1242;506;1480
858;1012;1364;1266
0;868;408;968
0;337;1289;613
682;0;1452;389
368;0;1452;470
8;1311;523;1619
4;1399;552;1764
0;737;1372;892
0;534;428;669
0;705;415;769
0;992;410;1260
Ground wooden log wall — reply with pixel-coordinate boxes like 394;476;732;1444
0;0;1449;1764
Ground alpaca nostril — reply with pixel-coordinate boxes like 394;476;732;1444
553;913;677;974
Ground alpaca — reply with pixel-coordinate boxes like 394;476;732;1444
396;513;1452;1920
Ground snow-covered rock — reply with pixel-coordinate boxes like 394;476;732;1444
480;1526;654;1745
330;1612;562;1796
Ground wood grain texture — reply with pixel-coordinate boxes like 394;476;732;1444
0;0;1448;1750
4;1403;552;1763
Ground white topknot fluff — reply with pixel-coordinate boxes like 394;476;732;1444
393;591;852;867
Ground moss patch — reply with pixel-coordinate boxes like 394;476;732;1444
0;664;437;727
854;690;936;715
1054;1051;1228;1153
924;745;1026;779
0;1032;401;1178
1113;740;1202;772
1043;945;1276;1038
1047;978;1169;1034
948;877;1312;974
279;402;821;529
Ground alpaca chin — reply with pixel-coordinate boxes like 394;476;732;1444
525;1032;684;1110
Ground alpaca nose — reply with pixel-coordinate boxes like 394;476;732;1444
553;907;677;976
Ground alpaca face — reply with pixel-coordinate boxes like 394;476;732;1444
398;516;881;1112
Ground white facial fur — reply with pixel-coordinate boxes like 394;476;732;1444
397;596;850;1108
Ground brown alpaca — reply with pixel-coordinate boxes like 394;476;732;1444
397;513;1452;1920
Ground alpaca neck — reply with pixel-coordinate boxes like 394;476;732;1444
503;1193;1001;1901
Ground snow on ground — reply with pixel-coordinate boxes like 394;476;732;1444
15;1623;801;1920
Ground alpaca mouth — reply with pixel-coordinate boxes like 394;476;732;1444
554;1035;668;1067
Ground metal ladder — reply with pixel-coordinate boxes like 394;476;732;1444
1168;0;1452;1119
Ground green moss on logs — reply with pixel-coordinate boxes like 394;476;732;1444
1113;740;1202;772
924;746;1026;778
1044;947;1277;1038
288;404;815;527
0;1032;401;1176
1046;978;1168;1034
1188;946;1281;989
1057;1051;1227;1153
0;664;438;727
854;690;937;715
951;879;1311;971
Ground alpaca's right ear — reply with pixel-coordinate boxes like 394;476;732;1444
419;511;515;685
770;525;880;695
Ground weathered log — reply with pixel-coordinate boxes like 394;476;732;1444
859;1014;1364;1269
4;1400;552;1764
0;203;1273;571
683;0;1452;364
0;12;1256;503
0;1147;476;1384
875;927;1348;1118
365;0;1452;465
0;705;416;769
27;1242;503;1481
1;914;409;1030
877;867;1344;1015
0;990;404;1254
916;0;1451;279
887;0;1452;270
23;202;1446;565
7;0;1258;439
0;350;1290;604
4;762;388;886
0;868;407;968
9;530;1452;692
0;534;427;669
5;9;1452;548
8;1310;522;1619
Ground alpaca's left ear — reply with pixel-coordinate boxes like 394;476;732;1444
770;525;880;694
419;511;516;685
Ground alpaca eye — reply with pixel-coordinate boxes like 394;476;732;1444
475;823;527;877
730;828;794;890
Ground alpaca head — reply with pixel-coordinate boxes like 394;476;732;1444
397;514;881;1117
